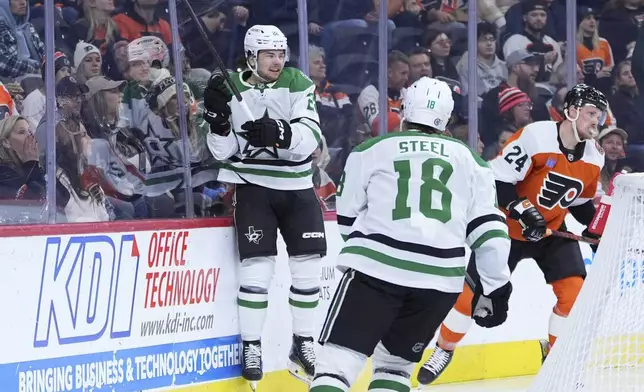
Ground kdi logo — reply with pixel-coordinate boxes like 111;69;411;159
33;235;140;347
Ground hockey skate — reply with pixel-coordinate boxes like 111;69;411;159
539;339;550;363
417;345;454;386
241;340;263;391
288;334;315;384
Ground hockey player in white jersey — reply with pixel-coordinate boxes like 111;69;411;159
203;25;325;385
309;77;512;392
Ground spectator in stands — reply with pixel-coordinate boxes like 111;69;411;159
577;7;614;93
449;124;484;155
181;5;227;70
479;49;549;147
74;41;102;84
425;29;463;117
5;82;23;113
0;0;45;78
0;81;19;119
610;60;640;132
120;40;151;131
423;0;468;55
596;126;628;195
357;50;409;136
54;76;111;222
503;0;562;82
499;86;533;131
82;75;150;219
456;22;506;97
599;0;644;65
22;51;71;132
70;0;126;80
407;47;432;85
425;30;460;90
483;128;516;160
503;0;566;43
546;85;568;121
0;115;45;200
113;0;173;46
306;45;353;147
477;0;518;31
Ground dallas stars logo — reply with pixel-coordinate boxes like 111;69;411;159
239;110;279;158
245;226;263;244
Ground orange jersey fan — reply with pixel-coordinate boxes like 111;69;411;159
489;121;604;240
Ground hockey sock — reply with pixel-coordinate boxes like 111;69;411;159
438;283;474;351
548;276;584;350
238;286;269;341
310;373;350;392
289;285;320;337
368;369;411;392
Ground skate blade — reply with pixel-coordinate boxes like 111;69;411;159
246;380;259;391
287;361;313;385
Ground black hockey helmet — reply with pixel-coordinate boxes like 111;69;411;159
563;84;608;113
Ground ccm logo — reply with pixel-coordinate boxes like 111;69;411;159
302;232;325;239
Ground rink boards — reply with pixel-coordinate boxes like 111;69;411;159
0;215;594;392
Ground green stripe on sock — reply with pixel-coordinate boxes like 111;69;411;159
289;298;319;308
368;379;410;392
237;298;268;309
310;386;345;392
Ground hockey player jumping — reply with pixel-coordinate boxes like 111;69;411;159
203;25;325;386
418;84;607;385
309;77;512;392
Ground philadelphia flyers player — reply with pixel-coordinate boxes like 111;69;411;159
417;84;607;385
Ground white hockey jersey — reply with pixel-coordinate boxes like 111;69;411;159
206;68;322;190
336;131;511;294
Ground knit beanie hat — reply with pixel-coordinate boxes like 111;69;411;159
74;41;102;69
41;51;71;80
499;87;532;114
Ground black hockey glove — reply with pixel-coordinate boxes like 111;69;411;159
582;228;601;253
472;281;512;328
241;112;292;149
507;198;547;242
203;74;233;136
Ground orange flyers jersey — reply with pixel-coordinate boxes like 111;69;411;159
577;39;614;75
488;121;604;240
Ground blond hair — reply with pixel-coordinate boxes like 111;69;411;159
0;115;27;169
83;0;118;45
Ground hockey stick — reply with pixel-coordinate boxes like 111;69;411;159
179;0;255;122
546;229;600;245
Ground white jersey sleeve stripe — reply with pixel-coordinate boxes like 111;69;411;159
346;231;466;259
340;246;466;277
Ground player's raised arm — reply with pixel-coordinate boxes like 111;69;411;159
204;74;240;160
335;150;369;241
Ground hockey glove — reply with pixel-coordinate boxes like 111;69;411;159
203;74;233;136
472;281;512;328
582;228;601;253
507;198;547;242
241;112;292;149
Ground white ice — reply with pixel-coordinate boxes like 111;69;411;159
414;376;534;391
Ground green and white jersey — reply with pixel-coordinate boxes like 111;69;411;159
336;131;511;294
206;67;322;190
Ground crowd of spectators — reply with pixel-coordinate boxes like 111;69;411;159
0;0;641;224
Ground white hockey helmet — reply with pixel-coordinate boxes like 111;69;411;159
402;77;454;132
129;36;169;68
244;25;288;80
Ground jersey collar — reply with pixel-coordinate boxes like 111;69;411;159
556;121;585;162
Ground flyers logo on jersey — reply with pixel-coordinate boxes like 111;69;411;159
537;171;584;210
